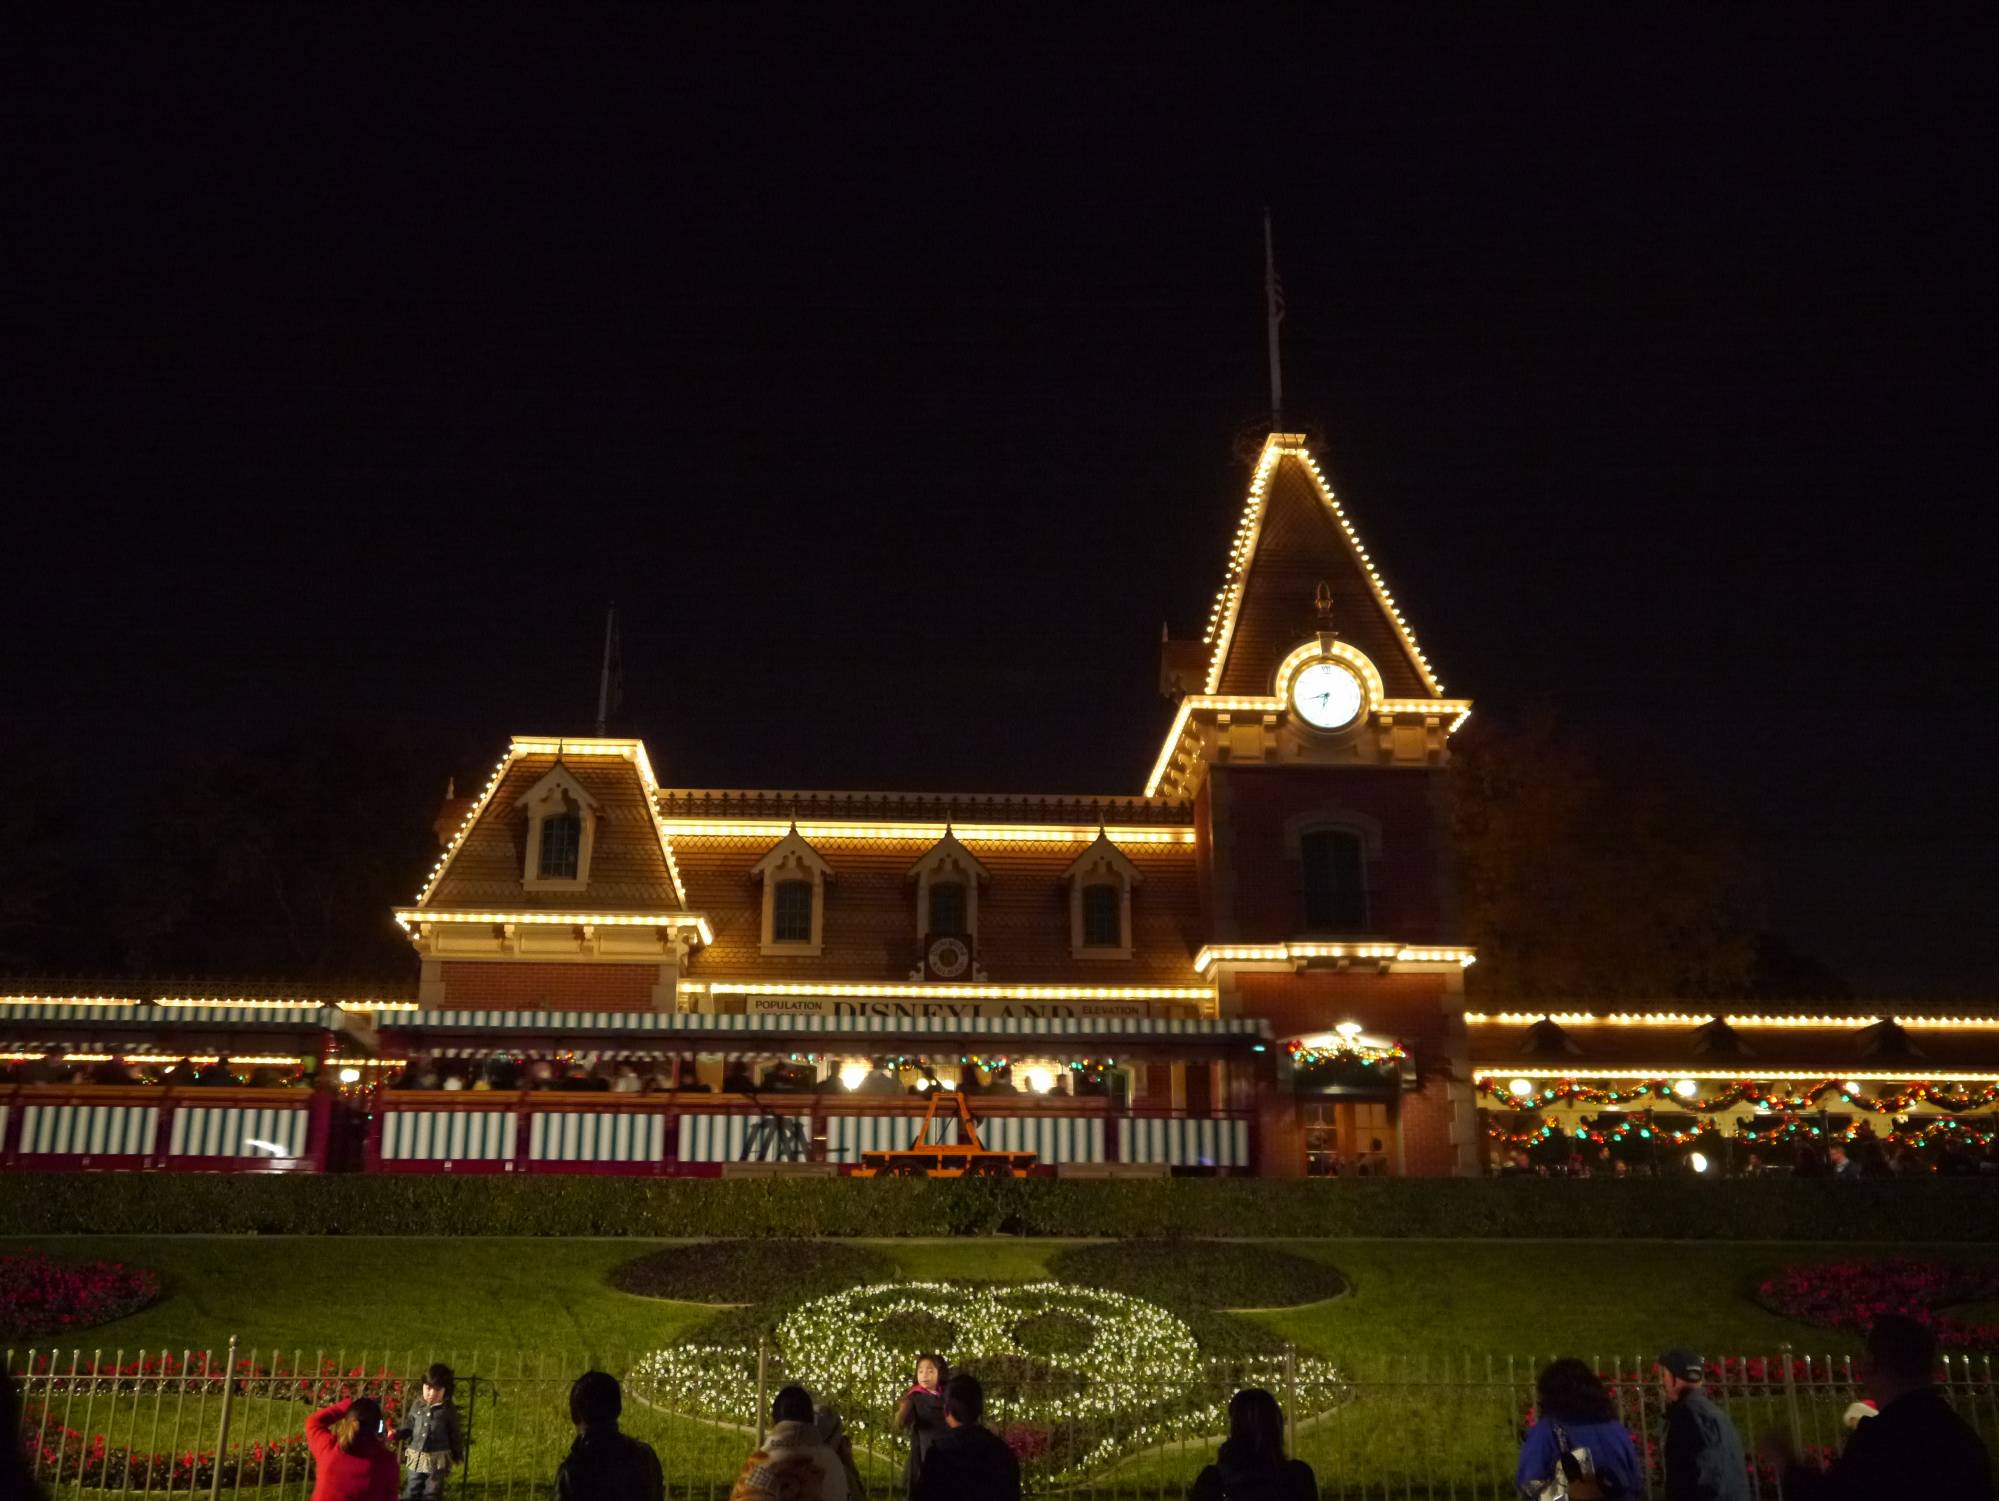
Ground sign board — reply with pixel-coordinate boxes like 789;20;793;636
744;995;1176;1022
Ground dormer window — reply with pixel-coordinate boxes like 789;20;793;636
752;831;833;956
1065;832;1140;960
909;833;990;951
1081;883;1122;948
771;879;815;944
928;879;968;937
538;813;582;881
516;763;600;890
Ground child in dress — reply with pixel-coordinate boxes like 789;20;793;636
395;1363;464;1499
895;1352;948;1494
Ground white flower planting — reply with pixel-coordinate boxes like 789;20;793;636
632;1279;1344;1484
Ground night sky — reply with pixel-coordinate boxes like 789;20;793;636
6;9;1993;994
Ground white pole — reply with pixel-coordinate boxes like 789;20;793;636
595;603;615;736
1263;208;1284;428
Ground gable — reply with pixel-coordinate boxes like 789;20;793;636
1205;440;1444;700
419;743;686;913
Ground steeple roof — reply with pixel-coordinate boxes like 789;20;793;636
1202;435;1446;700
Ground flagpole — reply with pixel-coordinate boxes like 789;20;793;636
595;602;616;736
1263;208;1284;429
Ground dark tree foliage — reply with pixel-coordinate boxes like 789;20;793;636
1450;708;1755;1001
9;730;444;983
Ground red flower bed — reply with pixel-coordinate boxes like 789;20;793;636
16;1352;405;1493
0;1253;160;1340
1758;1259;1999;1350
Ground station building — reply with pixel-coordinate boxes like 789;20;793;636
5;431;1990;1177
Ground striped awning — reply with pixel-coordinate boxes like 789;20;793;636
397;1010;1271;1042
0;1003;338;1028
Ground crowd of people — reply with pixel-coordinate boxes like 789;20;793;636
1492;1131;1999;1180
384;1054;1111;1098
0;1055;305;1088
5;1318;1993;1500
1511;1318;1992;1499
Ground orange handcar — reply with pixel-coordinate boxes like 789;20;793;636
849;1090;1038;1178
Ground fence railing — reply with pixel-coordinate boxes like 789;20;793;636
10;1340;1999;1498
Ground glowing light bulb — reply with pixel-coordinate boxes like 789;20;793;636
338;1068;361;1085
1689;1152;1710;1174
1023;1068;1055;1095
838;1061;871;1092
1508;1078;1535;1099
1673;1079;1698;1098
1335;1021;1364;1040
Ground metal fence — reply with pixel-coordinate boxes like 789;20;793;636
10;1341;1999;1499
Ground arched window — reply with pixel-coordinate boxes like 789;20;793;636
1081;883;1123;948
771;879;815;944
928;879;967;936
1301;828;1368;931
537;813;582;882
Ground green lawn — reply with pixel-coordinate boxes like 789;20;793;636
9;1235;1996;1363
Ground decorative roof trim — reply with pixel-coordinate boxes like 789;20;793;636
666;816;1196;846
1463;1012;1999;1031
392;907;714;945
1064;831;1142;885
1200;434;1446;698
750;829;835;880
1194;942;1477;974
411;737;689;912
907;830;991;882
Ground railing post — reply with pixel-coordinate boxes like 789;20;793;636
756;1333;769;1447
1780;1342;1803;1456
1284;1343;1298;1457
208;1334;239;1501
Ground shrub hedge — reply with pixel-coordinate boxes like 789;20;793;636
2;1173;1995;1241
610;1239;897;1303
1047;1240;1345;1310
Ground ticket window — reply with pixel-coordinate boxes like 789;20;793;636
1301;1101;1394;1177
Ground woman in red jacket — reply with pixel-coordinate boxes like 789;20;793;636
305;1396;400;1501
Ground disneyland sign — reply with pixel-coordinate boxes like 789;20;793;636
744;994;1162;1021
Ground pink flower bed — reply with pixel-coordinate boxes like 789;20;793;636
17;1352;405;1493
0;1253;161;1340
1758;1258;1999;1350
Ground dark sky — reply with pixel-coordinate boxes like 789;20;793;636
5;8;1993;994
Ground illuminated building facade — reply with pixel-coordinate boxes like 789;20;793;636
383;431;1480;1176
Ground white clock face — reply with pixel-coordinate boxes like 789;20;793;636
1290;660;1365;730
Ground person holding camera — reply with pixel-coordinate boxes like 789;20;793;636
305;1396;400;1501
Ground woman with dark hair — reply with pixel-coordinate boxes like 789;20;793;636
1515;1359;1642;1498
305;1395;400;1501
896;1353;949;1493
1190;1387;1315;1501
2;1370;51;1501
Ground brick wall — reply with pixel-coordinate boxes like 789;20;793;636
436;962;664;1011
1231;970;1452;1048
1210;765;1457;942
1397;1079;1464;1176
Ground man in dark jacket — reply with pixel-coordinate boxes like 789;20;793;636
1656;1348;1748;1501
555;1371;665;1501
1770;1315;1992;1500
915;1374;1021;1501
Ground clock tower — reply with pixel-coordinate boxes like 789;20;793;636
1156;433;1478;1175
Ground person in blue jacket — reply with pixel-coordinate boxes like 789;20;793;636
1516;1358;1643;1498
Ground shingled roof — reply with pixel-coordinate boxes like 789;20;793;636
419;743;686;913
1203;438;1445;700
